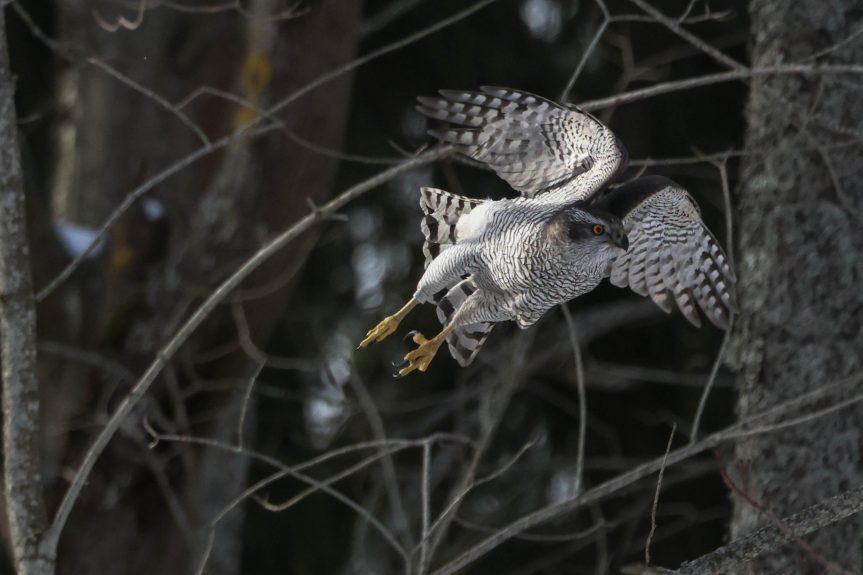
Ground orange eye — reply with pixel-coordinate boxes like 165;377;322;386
592;224;604;235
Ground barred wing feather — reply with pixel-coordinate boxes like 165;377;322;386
417;87;627;203
596;176;737;329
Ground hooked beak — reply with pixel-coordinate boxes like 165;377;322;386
612;233;629;251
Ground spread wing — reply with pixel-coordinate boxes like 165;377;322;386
594;175;737;329
417;87;628;203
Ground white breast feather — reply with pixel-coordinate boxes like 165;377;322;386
456;202;494;241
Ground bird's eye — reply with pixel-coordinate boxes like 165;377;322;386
592;224;604;235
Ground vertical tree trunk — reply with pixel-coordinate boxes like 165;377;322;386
0;8;51;575
732;2;863;573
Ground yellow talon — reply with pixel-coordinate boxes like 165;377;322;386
397;331;446;377
357;298;418;349
358;314;401;348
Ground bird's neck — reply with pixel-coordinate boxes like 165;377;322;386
535;177;599;205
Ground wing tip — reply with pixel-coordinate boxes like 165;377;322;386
416;96;443;108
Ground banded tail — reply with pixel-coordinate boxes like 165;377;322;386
435;278;494;367
419;187;482;268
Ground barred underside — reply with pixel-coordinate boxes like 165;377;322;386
435;278;494;366
419;187;481;268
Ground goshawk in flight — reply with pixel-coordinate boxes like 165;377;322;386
358;87;736;376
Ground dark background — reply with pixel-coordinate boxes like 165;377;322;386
5;0;763;573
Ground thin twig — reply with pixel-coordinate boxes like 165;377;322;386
38;340;137;383
429;377;863;575
561;304;587;494
424;438;538;550
261;0;502;122
422;338;528;569
362;0;427;36
44;145;454;553
453;512;613;544
34;0;500;300
176;85;404;165
418;440;432;575
580;64;863;112
560;0;610;102
152;437;455;572
645;423;676;566
230;301;315;371
35;123;278;302
627;0;746;72
731;392;863;440
236;361;265;449
689;157;736;442
348;371;414;549
192;530;216;575
688;324;733;442
157;0;306;21
12;1;210;145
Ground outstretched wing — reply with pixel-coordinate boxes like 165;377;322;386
417;86;627;203
594;175;737;329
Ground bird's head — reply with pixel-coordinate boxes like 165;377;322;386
556;206;629;258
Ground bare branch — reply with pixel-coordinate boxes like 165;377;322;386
34;123;279;302
418;440;432;574
150;433;470;574
348;371;414;549
12;1;211;146
627;0;745;71
421;339;528;569
362;0;427;36
674;485;863;574
0;10;51;574
157;0;307;21
33;0;500;300
580;65;863;112
235;361;264;450
645;424;676;566
560;304;587;494
689;157;735;442
44;145;454;555
429;377;863;575
560;0;610;102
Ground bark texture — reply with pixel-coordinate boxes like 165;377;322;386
0;8;51;575
731;1;863;573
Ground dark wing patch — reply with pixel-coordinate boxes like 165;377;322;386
417;86;627;203
595;177;737;329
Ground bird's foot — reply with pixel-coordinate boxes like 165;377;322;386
358;314;403;349
395;331;444;377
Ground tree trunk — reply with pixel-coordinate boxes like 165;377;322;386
731;1;863;573
0;8;51;575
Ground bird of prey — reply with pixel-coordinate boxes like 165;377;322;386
358;87;736;376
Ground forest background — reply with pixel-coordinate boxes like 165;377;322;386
0;0;861;574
